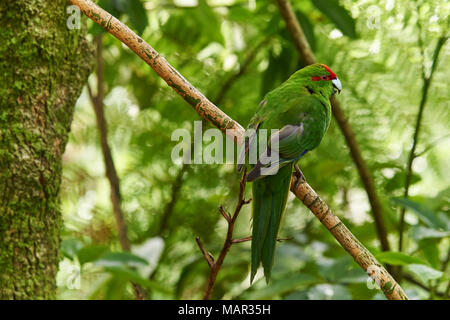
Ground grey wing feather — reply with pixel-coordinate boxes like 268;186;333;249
246;122;305;182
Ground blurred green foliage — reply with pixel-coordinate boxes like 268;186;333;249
57;0;449;300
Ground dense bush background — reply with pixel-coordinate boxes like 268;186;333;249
57;0;449;300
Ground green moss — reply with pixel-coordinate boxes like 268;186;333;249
184;95;201;107
0;0;94;299
382;281;395;295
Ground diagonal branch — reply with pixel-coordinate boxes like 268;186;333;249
274;0;390;253
70;0;407;300
290;176;405;299
71;0;244;141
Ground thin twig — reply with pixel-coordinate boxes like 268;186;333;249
219;205;232;223
403;274;445;297
398;33;448;253
415;133;450;157
276;237;293;242
88;34;145;300
230;236;252;244
195;237;215;269
274;0;391;253
72;0;408;299
158;164;188;235
198;168;251;300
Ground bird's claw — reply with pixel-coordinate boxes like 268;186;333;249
293;164;306;189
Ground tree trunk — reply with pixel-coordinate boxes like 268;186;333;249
0;1;93;299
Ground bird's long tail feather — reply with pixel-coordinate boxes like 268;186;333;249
250;162;293;283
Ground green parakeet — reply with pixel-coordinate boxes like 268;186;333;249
237;63;342;283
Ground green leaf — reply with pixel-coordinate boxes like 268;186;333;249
95;251;149;267
312;0;357;38
307;284;352;300
98;0;121;17
227;6;254;22
261;51;280;95
418;239;440;269
385;171;421;192
433;187;450;212
317;256;360;283
392;198;447;229
347;282;379;300
77;245;108;265
61;238;84;260
242;273;318;299
175;258;208;299
88;21;106;36
162;0;223;48
104;275;128;300
284;290;309;300
92;0;120;35
115;0;148;35
193;0;224;45
92;0;148;35
407;264;443;283
104;266;171;293
261;44;298;96
411;225;450;241
375;251;427;266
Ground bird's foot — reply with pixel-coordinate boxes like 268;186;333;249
293;164;306;189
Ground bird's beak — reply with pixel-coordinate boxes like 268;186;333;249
332;78;342;94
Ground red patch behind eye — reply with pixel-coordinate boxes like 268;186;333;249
312;64;338;81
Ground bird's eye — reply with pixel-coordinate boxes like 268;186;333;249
321;75;327;80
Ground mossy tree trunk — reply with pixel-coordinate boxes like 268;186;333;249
0;1;93;299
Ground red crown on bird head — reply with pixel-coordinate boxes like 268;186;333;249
312;64;338;81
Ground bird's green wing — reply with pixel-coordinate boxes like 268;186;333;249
247;92;329;181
